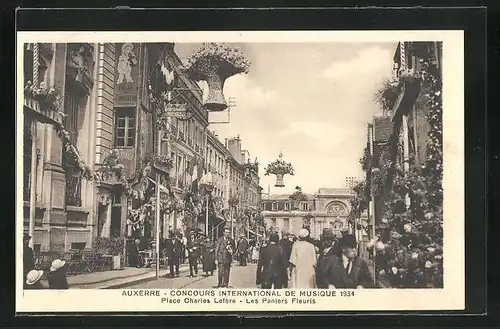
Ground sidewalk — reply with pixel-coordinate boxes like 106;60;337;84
42;263;191;289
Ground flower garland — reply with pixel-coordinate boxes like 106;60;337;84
372;45;443;288
182;42;251;81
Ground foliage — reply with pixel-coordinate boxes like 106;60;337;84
24;81;62;112
264;156;294;176
373;78;400;114
352;43;443;288
289;186;307;209
93;237;124;256
182;42;251;81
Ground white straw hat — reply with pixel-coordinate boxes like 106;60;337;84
26;269;44;285
50;259;66;272
298;228;309;238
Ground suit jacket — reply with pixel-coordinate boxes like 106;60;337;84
237;238;249;254
256;243;287;286
215;236;236;264
327;255;374;288
316;246;339;288
165;239;183;259
187;239;201;258
279;238;293;264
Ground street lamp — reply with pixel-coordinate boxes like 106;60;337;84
200;171;214;239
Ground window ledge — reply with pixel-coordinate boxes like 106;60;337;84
66;206;90;214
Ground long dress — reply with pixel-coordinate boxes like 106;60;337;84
251;246;260;262
289;240;317;288
202;241;216;273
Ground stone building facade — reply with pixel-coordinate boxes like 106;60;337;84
261;188;355;239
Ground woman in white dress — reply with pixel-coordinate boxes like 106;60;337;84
251;243;260;264
289;228;317;288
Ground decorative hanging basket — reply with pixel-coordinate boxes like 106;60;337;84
182;43;250;112
275;173;285;187
264;152;294;188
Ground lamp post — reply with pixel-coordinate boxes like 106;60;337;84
200;171;214;239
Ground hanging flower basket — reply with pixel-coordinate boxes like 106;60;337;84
264;153;294;188
182;42;250;111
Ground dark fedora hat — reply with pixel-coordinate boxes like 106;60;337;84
321;228;335;240
338;234;357;249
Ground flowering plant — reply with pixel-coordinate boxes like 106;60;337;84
182;42;250;80
264;157;294;176
24;81;62;111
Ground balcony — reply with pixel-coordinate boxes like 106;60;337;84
23;95;63;125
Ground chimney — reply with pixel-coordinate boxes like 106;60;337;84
224;138;228;148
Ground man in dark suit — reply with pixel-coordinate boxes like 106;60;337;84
324;234;374;289
187;233;201;277
237;234;249;266
256;233;287;289
316;228;341;288
215;228;236;288
279;233;294;282
165;234;183;277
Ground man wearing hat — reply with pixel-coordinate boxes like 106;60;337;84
256;233;288;289
327;234;373;289
289;228;317;288
316;228;341;288
214;228;236;288
237;234;249;266
187;232;201;277
25;269;45;290
47;259;69;289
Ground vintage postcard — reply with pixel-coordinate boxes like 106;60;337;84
16;30;464;313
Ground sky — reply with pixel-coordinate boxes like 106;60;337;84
175;42;397;195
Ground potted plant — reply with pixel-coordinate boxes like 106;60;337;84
182;42;250;111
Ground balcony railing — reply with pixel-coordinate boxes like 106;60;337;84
188;137;193;147
179;131;185;141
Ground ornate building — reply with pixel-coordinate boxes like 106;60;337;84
261;188;355;239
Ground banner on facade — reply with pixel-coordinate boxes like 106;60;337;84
114;43;140;107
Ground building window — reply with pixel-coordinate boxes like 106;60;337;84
272;202;278;211
283;218;290;232
63;86;84;207
300;202;309;211
284;202;290;211
115;107;136;147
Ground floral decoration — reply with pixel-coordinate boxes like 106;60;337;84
24;81;63;112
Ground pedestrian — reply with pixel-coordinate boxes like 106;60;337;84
180;233;188;264
201;236;216;276
23;233;35;288
214;228;236;288
256;233;288;289
251;243;260;264
289;228;317;288
316;228;342;288
237;234;249;266
25;269;45;290
171;234;183;277
47;259;69;289
187;233;200;277
279;233;294;284
327;234;374;289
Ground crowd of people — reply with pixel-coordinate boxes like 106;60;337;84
254;228;374;289
22;225;375;290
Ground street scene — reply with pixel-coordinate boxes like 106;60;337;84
21;40;443;291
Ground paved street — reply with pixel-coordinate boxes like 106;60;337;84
126;262;259;289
